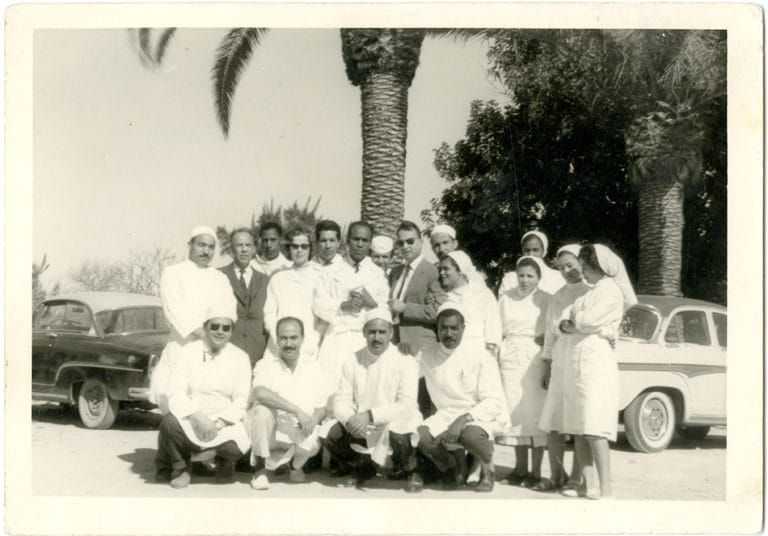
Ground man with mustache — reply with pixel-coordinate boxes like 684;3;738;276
247;317;330;490
151;226;236;414
155;305;251;489
415;302;508;493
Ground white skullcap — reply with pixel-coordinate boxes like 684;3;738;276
364;307;393;325
371;235;394;254
521;230;549;256
446;250;474;278
593;244;638;311
557;244;581;258
189;225;218;244
204;302;236;323
436;301;467;322
516;255;546;278
431;224;457;239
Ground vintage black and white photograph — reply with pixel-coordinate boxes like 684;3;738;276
6;3;763;535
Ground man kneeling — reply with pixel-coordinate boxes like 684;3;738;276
155;306;251;488
247;317;330;490
323;308;422;492
416;302;508;492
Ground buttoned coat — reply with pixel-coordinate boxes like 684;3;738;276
388;258;440;353
220;263;269;367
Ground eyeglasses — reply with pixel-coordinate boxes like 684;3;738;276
208;323;232;332
289;244;310;250
395;238;416;246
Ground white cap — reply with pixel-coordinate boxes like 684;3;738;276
364;307;393;325
436;301;467;322
431;224;456;239
204;302;236;323
557;244;581;258
189;225;218;244
521;230;549;255
371;236;394;254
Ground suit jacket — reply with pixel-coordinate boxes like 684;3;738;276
389;258;440;353
220;263;269;367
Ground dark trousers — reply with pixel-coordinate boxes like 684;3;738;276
417;425;494;473
155;414;243;479
322;421;416;474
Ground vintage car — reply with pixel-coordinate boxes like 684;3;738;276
32;292;168;429
616;295;727;452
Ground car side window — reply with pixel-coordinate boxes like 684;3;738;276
665;310;711;346
33;303;67;330
620;307;659;340
712;312;727;348
63;303;94;334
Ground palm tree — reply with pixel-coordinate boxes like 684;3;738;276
612;30;726;296
133;28;494;236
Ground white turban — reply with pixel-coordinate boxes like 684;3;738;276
594;244;638;311
521;230;549;256
371;236;394;254
204;302;236;323
516;255;546;280
445;250;474;278
189;225;218;244
431;224;457;239
436;301;467;322
364;307;393;325
557;244;581;258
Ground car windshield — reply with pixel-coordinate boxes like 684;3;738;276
620;306;659;341
33;301;94;333
95;307;168;334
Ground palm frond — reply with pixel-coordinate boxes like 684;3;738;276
212;28;268;136
155;28;177;65
424;28;500;42
137;28;156;70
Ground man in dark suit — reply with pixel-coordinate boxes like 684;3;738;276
388;221;440;354
220;228;270;368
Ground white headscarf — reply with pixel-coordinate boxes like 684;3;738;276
516;255;547;282
364;307;393;325
371;236;394;254
204;302;236;323
556;244;581;258
437;301;467;322
593;244;638;310
431;224;457;239
521;230;549;256
189;225;218;244
446;250;474;281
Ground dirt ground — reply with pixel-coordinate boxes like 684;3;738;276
31;402;725;500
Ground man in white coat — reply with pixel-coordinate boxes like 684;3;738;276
155;305;251;489
415;302;508;492
150;226;236;413
323;308;422;491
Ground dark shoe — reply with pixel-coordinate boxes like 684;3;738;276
522;474;541;488
476;470;495;493
235;454;253;473
155;468;171;483
503;471;529;486
273;464;290;476
532;478;565;492
354;459;377;488
303;450;323;474
404;473;424;493
388;469;409;481
215;457;235;483
330;463;353;478
190;461;216;477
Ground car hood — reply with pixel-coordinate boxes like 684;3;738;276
102;331;169;356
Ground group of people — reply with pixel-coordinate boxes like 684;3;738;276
149;218;636;499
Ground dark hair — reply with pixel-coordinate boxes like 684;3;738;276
437;308;465;325
285;227;313;256
276;316;304;337
578;243;604;275
259;221;283;238
229;227;255;245
347;220;374;242
396;220;422;239
516;257;541;278
315;219;342;241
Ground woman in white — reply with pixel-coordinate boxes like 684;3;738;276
496;256;550;488
536;245;590;493
264;228;325;360
559;243;637;500
429;250;501;357
498;230;565;296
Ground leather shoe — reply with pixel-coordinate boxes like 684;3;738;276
404;473;424;493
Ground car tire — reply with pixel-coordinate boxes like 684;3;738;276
624;391;676;453
676;425;711;441
77;379;118;429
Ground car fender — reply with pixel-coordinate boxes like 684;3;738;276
56;362;145;402
618;367;692;422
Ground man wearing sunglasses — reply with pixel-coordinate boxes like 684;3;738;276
220;228;270;368
264;228;325;360
155;305;251;489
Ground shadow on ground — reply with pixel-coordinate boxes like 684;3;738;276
32;403;161;431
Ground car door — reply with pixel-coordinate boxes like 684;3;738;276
661;307;726;421
47;302;99;386
32;301;68;387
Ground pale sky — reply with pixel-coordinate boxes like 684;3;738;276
33;29;508;285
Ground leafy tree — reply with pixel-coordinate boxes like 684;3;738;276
32;254;61;310
133;28;496;236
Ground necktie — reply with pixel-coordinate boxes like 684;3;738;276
239;268;247;289
354;263;360;273
396;264;411;300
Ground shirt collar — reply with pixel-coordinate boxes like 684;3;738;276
407;254;424;270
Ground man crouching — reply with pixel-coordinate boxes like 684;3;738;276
247;316;330;490
323;308;422;492
155;305;251;488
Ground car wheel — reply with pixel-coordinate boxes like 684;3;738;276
676;425;711;441
624;391;676;453
77;379;118;429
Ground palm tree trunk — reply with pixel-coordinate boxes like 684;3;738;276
637;177;684;296
359;72;409;236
